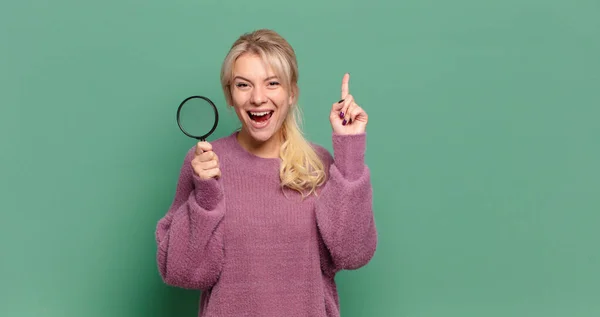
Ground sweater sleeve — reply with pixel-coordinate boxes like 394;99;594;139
155;148;225;290
314;133;377;275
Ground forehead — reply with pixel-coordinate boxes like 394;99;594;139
233;53;279;79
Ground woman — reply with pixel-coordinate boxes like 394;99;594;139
156;29;377;317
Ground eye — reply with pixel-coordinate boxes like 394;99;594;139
268;81;280;86
235;82;249;88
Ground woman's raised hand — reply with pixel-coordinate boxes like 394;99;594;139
329;73;368;135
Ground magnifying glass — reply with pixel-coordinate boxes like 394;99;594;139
176;95;219;141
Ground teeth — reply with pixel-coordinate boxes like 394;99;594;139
250;111;270;116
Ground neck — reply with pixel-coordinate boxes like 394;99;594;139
236;129;283;159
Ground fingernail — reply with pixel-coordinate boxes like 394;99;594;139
342;119;347;125
338;99;344;103
339;111;344;118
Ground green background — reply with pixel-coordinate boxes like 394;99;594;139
2;0;599;316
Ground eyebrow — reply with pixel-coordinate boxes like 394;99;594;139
233;75;279;82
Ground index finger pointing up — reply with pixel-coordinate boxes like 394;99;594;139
341;73;350;99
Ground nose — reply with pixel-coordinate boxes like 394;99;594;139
250;86;267;105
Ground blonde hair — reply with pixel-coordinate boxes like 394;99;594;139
220;29;326;197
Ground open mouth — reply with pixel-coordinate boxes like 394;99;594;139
247;111;274;123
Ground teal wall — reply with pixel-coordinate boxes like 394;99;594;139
2;0;599;316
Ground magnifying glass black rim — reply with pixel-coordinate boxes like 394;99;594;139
176;95;219;141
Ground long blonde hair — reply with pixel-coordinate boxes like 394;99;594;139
220;29;326;197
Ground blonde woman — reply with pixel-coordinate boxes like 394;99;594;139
156;29;377;317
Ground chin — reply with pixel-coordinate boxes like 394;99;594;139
244;125;280;143
247;131;274;143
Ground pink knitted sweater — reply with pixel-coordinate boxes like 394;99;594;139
155;131;377;317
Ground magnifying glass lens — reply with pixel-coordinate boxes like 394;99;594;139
177;96;219;141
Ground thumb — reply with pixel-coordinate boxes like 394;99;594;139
196;141;212;155
332;98;345;113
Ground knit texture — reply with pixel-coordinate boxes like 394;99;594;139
156;131;377;317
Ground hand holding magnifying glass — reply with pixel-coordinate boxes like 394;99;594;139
176;95;221;180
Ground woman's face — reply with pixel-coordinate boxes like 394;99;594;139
230;53;293;145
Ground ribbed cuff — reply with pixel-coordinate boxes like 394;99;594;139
331;132;367;181
192;175;223;211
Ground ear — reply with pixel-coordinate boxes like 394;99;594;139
289;85;298;105
226;92;234;107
